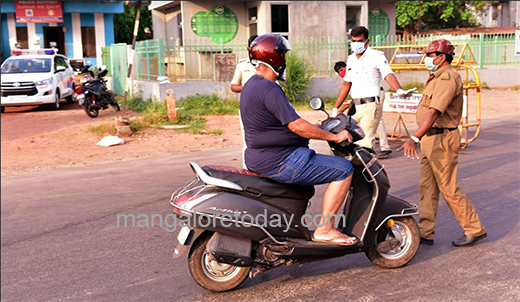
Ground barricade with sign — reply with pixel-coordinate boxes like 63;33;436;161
382;93;421;140
373;42;482;149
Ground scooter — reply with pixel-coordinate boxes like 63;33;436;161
169;98;420;292
75;65;120;118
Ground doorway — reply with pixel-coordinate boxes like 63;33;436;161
43;27;65;55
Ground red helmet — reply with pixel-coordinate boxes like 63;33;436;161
249;34;289;73
421;39;455;55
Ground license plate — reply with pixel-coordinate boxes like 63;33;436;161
177;226;192;245
77;94;85;99
9;95;27;101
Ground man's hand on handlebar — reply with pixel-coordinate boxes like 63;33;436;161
333;130;352;146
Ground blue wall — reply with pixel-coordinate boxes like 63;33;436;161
0;2;123;14
104;14;115;45
0;1;123;62
1;14;10;62
63;14;74;58
80;14;95;27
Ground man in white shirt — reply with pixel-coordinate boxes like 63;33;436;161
333;26;413;153
231;35;258;168
230;35;258;93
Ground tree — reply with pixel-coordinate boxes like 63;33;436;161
396;1;491;33
114;5;153;44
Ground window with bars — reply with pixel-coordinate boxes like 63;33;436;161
271;4;288;38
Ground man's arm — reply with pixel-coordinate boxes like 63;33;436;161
230;84;243;93
397;108;441;159
384;73;402;92
230;64;243;93
334;81;352;112
287;118;351;144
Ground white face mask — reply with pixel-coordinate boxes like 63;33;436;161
424;56;441;71
350;41;366;54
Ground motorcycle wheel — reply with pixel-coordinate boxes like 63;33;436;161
111;95;120;111
364;217;420;269
188;233;250;292
84;97;99;118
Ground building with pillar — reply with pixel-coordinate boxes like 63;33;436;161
0;1;124;65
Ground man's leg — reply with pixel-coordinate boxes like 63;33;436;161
431;131;486;237
354;102;378;150
314;175;355;241
376;93;391;152
418;136;441;240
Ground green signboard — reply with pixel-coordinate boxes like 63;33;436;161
191;6;238;44
368;8;390;39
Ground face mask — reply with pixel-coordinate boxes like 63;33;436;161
424;56;441;71
350;42;366;54
338;69;346;78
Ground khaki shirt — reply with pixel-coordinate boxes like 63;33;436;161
416;64;464;128
231;58;256;86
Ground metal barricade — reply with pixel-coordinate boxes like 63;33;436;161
373;43;482;149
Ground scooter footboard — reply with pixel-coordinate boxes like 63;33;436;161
374;194;418;231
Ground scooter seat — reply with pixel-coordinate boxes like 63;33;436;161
202;165;315;201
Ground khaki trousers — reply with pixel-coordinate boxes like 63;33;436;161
418;129;486;240
352;101;379;150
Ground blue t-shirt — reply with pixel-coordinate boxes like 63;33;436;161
240;75;309;174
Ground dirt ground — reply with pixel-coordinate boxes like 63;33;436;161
1;88;519;176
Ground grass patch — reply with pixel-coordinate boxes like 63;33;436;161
86;123;116;136
124;94;238;134
209;128;224;135
178;94;239;115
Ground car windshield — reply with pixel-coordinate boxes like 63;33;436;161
1;58;52;74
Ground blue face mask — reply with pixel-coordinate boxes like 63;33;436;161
350;42;366;54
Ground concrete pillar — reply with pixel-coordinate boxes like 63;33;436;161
72;13;83;59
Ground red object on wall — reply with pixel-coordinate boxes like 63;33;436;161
15;1;63;23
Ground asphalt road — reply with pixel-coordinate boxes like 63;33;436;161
2;118;519;302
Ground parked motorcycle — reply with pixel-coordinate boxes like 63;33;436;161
169;98;420;292
75;65;120;118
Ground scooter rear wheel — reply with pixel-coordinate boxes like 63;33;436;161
364;217;420;269
188;233;250;292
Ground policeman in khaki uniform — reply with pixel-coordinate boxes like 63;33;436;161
398;39;487;247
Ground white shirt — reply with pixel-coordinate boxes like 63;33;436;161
231;58;256;86
343;47;394;99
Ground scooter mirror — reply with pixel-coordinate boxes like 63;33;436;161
347;102;356;116
310;97;324;111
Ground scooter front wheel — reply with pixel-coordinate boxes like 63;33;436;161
364;217;420;269
84;97;99;118
188;233;250;292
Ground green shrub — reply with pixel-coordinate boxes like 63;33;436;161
126;97;154;112
280;51;313;104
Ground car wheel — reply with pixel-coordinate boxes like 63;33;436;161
52;91;61;110
1;106;5;113
66;85;75;104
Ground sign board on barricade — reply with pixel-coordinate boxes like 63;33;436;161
383;92;423;114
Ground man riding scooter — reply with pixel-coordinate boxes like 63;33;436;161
240;34;356;245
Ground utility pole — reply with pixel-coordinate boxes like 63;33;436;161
120;1;150;122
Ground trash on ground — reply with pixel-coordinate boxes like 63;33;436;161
97;135;125;147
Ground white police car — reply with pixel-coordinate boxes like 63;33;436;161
1;49;75;113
